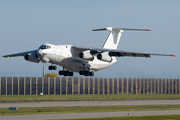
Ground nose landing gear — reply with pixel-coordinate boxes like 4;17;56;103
48;66;57;70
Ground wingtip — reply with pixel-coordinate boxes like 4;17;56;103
2;56;9;58
92;28;107;31
145;29;151;31
169;54;177;57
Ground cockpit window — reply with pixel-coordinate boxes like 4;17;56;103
39;45;51;49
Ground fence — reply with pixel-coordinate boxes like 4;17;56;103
0;77;179;95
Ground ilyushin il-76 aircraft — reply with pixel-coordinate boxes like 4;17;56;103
3;27;176;76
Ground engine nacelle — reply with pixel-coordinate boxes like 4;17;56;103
24;52;40;63
79;50;94;60
97;51;112;62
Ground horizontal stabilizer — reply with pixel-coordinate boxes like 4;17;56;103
92;27;151;31
92;27;151;50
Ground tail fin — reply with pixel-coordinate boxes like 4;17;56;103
93;27;151;50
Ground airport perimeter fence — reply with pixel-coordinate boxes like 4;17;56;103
0;77;179;95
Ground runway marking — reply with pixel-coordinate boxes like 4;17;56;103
1;100;180;108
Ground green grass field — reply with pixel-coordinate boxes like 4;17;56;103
1;105;180;116
0;94;180;102
55;115;180;120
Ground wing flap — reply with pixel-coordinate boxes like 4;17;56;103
109;51;151;57
72;46;176;58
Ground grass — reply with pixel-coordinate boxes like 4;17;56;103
54;115;180;120
1;105;180;116
0;94;180;102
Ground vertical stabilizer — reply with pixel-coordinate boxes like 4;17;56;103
93;27;123;50
103;27;123;49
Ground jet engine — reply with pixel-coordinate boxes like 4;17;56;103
97;51;112;62
79;50;94;60
24;51;40;63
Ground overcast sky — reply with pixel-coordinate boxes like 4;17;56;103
0;0;179;78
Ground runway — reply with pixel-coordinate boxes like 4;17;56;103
1;100;180;108
1;110;180;120
1;100;180;120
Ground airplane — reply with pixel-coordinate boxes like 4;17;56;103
3;27;176;77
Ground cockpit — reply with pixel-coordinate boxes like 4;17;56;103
39;44;51;49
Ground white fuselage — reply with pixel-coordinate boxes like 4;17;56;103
39;43;117;72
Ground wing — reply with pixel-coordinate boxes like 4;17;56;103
72;46;176;58
3;50;37;58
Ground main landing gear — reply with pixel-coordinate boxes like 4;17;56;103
79;64;94;76
48;64;93;77
59;70;73;76
79;70;94;76
59;67;73;76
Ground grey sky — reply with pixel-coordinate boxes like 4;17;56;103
0;0;179;78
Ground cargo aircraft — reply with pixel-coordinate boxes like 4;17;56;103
3;27;176;76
